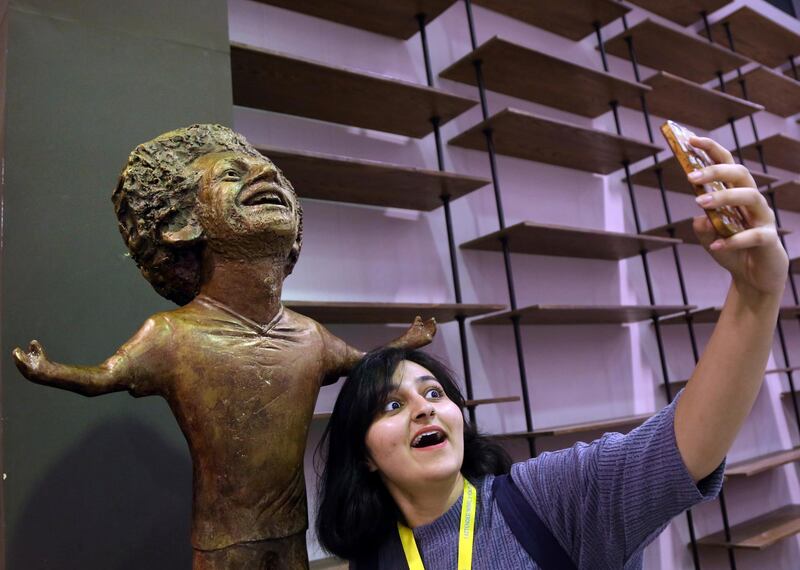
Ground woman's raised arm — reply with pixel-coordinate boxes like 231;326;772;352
674;136;789;482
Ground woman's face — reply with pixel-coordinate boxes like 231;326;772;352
365;360;465;490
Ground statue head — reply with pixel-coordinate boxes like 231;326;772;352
113;124;303;305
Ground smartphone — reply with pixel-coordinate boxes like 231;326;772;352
660;120;748;238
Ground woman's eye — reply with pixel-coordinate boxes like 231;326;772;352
425;387;442;399
383;400;401;412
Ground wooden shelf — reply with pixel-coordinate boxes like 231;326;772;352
449;108;661;174
741;134;800;174
252;0;456;40
604;19;749;84
721;66;800;118
491;413;652;440
285;301;504;324
310;556;348;570
645;217;790;246
625;0;731;26
765;180;800;213
472;305;694;326
666;367;800;393
704;6;800;68
726;447;800;478
782;389;800;402
464;396;521;407
661;305;800;325
230;43;477;138
471;0;629;40
641;71;762;130
697;505;800;550
439;36;649;118
627;156;779;193
315;395;520;421
257;146;488;210
461;221;680;260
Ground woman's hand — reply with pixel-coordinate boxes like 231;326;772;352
688;136;788;300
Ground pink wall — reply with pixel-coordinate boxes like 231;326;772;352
227;0;800;567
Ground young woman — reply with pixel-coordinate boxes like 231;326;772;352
316;136;789;569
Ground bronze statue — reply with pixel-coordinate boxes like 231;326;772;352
12;125;436;569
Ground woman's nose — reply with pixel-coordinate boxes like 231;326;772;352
413;401;435;420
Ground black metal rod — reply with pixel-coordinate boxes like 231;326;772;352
610;100;622;137
463;0;535;454
790;57;799;81
418;13;477;424
594;22;609;72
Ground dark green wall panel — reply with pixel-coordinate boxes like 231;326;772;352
1;2;231;568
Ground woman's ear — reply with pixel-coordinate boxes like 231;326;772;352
365;457;378;473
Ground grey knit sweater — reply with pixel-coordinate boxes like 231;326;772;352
367;390;725;569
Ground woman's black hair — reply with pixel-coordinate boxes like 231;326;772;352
315;347;512;560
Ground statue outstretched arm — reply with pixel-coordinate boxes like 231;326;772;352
12;317;168;397
323;316;437;385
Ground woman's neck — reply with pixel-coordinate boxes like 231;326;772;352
386;472;465;529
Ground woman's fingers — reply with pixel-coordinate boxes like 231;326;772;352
704;225;779;252
695;187;774;226
688;136;734;165
688;163;757;189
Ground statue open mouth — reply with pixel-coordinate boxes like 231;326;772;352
238;184;290;208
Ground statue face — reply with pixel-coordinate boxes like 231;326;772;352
192;151;299;257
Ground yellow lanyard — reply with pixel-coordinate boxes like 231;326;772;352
397;478;477;570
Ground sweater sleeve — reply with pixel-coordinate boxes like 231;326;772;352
510;389;724;569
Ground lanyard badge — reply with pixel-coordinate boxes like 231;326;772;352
398;478;477;570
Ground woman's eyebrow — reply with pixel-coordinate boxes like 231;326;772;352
416;375;438;383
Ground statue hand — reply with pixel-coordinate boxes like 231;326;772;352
401;316;437;349
13;340;57;383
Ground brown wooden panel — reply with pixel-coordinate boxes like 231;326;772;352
645;216;790;245
625;0;731;26
722;66;800;118
258;146;489;210
449;108;661;174
661;305;800;324
697;505;800;550
471;0;629;40
464;396;520;406
230;43;477;138
491;413;652;440
472;304;694;325
726;447;800;478
604;19;749;84
765;180;800;213
252;0;457;39
642;71;761;130
705;7;800;68
742;134;800;174
310;556;349;569
461;221;680;260
628;156;779;193
440;36;649;118
285;301;504;324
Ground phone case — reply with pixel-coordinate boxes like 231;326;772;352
660;120;748;238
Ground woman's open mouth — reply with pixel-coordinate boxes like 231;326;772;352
410;429;447;449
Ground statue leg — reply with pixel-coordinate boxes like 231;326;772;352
193;532;309;570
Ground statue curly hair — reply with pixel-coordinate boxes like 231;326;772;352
112;124;303;306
